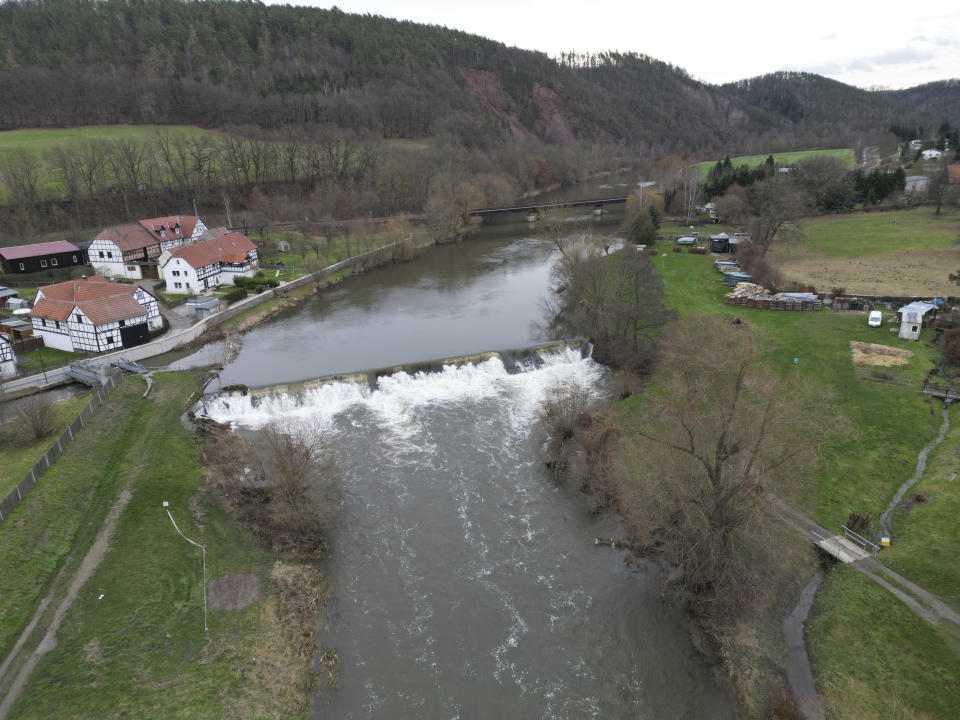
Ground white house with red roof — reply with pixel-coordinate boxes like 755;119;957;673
89;216;207;280
29;276;161;353
158;231;258;293
0;334;15;378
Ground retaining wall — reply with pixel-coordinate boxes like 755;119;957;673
0;370;122;523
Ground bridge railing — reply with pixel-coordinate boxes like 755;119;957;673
841;524;881;556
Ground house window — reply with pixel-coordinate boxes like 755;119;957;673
42;318;47;327
912;325;919;333
106;335;114;344
98;251;105;259
40;260;47;268
55;321;60;329
186;283;191;289
107;251;113;259
119;319;126;327
75;314;82;323
174;282;182;289
159;229;166;238
72;255;78;262
18;263;24;271
51;258;58;266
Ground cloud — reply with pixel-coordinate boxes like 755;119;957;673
803;46;938;78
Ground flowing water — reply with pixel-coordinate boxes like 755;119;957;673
202;175;740;717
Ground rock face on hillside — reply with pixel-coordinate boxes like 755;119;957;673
533;83;575;143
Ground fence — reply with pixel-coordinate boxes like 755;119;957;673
0;370;122;523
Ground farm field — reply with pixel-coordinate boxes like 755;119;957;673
696;148;855;181
0;125;220;158
644;250;959;718
772;208;960;296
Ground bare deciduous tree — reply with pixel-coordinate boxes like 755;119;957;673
612;315;830;620
19;393;56;439
746;176;808;256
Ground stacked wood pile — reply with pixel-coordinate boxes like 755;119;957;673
725;283;822;311
832;296;874;311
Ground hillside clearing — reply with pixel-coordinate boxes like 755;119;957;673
696;148;854;181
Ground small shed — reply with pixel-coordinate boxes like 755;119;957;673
897;301;939;340
710;233;730;253
277;240;291;252
0;318;34;339
186;295;224;320
0;286;18;307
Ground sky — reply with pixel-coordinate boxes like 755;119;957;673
287;0;960;90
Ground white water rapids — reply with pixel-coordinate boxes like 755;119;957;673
205;349;739;718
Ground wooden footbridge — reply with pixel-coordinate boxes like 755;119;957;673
467;196;628;218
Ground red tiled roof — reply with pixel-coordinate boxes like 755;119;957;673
94;224;157;252
948;165;960;184
139;215;199;242
30;276;149;326
0;240;80;261
166;232;257;269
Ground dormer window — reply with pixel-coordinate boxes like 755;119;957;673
159;228;166;238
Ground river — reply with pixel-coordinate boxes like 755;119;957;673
203;175;740;718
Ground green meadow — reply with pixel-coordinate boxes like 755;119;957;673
696;148;855;181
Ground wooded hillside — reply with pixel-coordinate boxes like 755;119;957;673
0;0;950;155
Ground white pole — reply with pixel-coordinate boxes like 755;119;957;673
163;502;208;633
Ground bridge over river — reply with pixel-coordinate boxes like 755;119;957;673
468;195;628;218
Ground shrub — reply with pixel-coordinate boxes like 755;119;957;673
672;246;683;253
943;328;960;364
222;286;248;304
688;247;708;255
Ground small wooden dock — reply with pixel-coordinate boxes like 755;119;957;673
815;535;873;563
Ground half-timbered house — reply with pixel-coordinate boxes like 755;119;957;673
0;240;85;274
29;276;161;353
0;334;16;378
159;231;258;293
89;216;207;280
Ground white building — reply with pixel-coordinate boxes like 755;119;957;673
159;231;259;294
0;334;16;378
89;215;207;280
897;301;939;341
921;149;943;160
29;276;162;353
905;176;929;194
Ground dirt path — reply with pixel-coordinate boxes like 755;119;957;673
0;488;132;719
879;405;950;539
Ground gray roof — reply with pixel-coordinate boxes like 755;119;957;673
898;301;938;317
0;287;17;299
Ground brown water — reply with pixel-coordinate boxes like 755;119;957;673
203;174;741;718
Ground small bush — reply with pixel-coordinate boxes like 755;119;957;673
672;246;683;253
644;248;658;256
688;247;708;255
222;286;248;304
943;328;960;364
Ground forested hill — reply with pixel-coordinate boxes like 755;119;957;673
883;80;960;127
0;0;948;154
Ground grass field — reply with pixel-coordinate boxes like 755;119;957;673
0;373;316;718
640;250;958;718
771;208;960;296
14;347;85;375
0;125;221;202
0;391;91;498
696;148;855;181
807;566;960;719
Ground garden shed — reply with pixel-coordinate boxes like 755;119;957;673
897;301;939;340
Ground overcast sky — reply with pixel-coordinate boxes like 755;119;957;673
288;0;960;89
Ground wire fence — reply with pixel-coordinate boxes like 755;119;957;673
0;371;122;523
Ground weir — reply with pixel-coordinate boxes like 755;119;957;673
225;339;589;399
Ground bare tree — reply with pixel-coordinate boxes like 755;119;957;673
746;176;807;256
18;393;56;439
612;315;830;620
0;148;42;209
258;419;338;545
